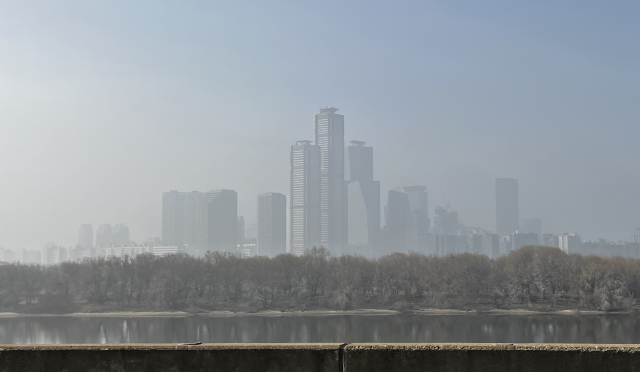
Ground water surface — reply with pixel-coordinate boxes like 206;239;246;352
2;314;640;344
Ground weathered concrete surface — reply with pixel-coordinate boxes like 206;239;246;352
344;343;640;372
5;343;640;371
0;343;343;372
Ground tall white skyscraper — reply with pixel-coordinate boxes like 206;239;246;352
258;192;287;257
314;107;347;255
290;140;321;256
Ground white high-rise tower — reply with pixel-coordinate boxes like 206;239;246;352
290;140;321;256
314;107;347;255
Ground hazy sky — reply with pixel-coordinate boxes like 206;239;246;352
1;1;639;248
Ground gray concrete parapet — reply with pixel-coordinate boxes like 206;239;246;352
0;343;343;372
3;343;640;371
344;343;640;372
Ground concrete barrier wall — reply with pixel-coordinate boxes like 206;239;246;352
3;343;640;372
345;343;640;372
0;344;343;372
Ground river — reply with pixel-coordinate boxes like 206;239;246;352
2;314;640;344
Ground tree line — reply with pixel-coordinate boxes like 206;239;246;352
0;245;638;313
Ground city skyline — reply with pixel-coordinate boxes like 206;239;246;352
1;2;639;249
3;101;640;263
4;102;640;251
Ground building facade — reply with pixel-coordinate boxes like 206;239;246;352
346;141;380;255
96;224;130;247
196;189;238;254
78;224;93;248
290;140;321;256
162;190;201;252
558;233;582;254
258;192;287;257
384;189;413;254
496;178;519;235
314;107;347;255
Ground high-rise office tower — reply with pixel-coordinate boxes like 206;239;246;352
346;141;380;254
162;190;184;246
496;178;519;235
345;141;373;182
402;185;429;250
290;140;321;256
196;189;238;253
78;224;93;248
258;192;287;257
162;190;202;252
433;206;458;235
384;189;413;254
96;224;112;247
315;107;347;255
112;224;130;246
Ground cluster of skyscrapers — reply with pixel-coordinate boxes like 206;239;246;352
290;108;380;256
155;107;607;259
158;107;561;259
4;107;637;266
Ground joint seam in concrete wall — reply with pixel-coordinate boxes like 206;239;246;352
339;343;348;372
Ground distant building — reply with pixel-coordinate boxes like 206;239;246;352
285;195;291;254
403;186;429;251
496;178;519;235
579;241;639;258
43;245;70;265
151;246;184;257
258;192;287;257
384;190;413;254
290;140;321;256
427;234;469;256
196;189;238;254
96;224;130;247
520;218;542;236
315;107;347;255
633;228;640;244
78;224;93;248
0;248;16;263
241;237;258;257
22;250;42;264
162;190;202;253
471;233;500;258
499;235;511;256
511;232;539;251
433;206;458;235
558;233;581;254
96;225;111;247
542;234;558;247
237;216;245;253
346;141;381;255
382;186;430;255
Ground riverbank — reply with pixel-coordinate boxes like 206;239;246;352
0;308;634;317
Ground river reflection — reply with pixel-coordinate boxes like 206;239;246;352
1;314;640;344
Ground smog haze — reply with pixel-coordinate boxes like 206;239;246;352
1;1;639;249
